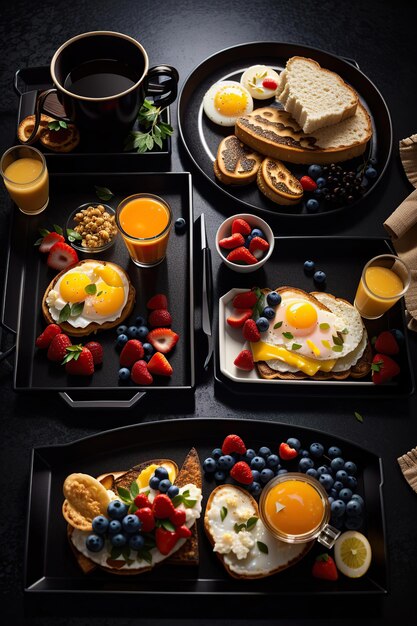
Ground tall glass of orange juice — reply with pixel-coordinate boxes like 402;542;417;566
0;145;49;214
116;193;173;267
354;254;411;319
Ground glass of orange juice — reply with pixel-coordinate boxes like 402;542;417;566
116;193;173;267
259;472;340;548
354;254;411;319
0;145;49;215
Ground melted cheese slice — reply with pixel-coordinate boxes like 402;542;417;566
251;341;336;376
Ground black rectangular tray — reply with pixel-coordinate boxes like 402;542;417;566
214;236;414;398
15;66;171;172
2;172;194;407
25;417;387;605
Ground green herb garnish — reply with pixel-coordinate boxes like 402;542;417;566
257;541;269;554
220;506;228;522
319;323;330;331
124;99;173;153
95;186;114;202
85;283;97;295
283;332;294;339
171;490;197;509
333;335;344;346
274;321;283;329
48;120;68;131
354;411;364;423
67;228;82;242
332;345;343;353
58;301;84;323
291;343;302;351
245;517;258;531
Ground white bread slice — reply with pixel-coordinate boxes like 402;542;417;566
276;56;358;133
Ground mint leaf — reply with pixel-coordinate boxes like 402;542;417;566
117;486;132;503
38;228;50;237
246;517;258;531
67;228;82;242
130;481;139;498
110;547;123;560
95;185;114;201
282;332;294;339
71;302;84;317
53;224;63;235
291;343;302;350
257;541;268;554
234;523;246;534
171;494;183;508
58;303;71;323
182;490;190;498
138;549;152;564
161;519;176;532
84;283;97;295
333;335;344;346
274;321;283;329
220;506;228;522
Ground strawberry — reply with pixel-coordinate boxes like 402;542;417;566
155;527;179;555
231;218;251;236
262;77;278;90
120;339;145;367
134;493;151;509
227;309;253;328
131;360;153;385
249;236;269;254
222;434;247;455
148;309;172;328
300;175;318;191
176;525;192;539
147;352;173;376
153;494;174;519
243;319;261;342
65;346;94;376
84;341;103;366
279;442;298;460
147;293;168;310
232;291;258;309
230;461;253;485
312;553;339;581
147;328;179;354
47;333;71;362
219;233;245;249
134;507;155;532
39;231;65;253
371;353;400;384
35;323;61;349
170;508;186;527
233;349;254;371
374;330;399;355
227;246;258;265
46;242;79;271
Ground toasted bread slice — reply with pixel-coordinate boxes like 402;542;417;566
17;114;55;143
39;123;80;153
257;158;303;205
214;135;263;185
276;56;358;133
42;259;135;337
235;104;372;164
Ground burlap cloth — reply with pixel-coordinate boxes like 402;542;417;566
397;447;417;494
383;134;417;331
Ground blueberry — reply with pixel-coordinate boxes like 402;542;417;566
330;457;345;472
339;488;353;502
167;485;180;499
136;326;149;341
331;499;346;518
267;291;281;306
174;217;187;233
111;533;127;548
317;465;331;477
319;473;334;491
256;317;269;332
304;260;315;274
277;469;288;475
333;480;344;493
298;449;310;458
390;328;404;344
116;325;128;336
154;467;169;480
346;475;358;490
217;455;235;470
244;448;256;462
329;488;339;499
118;367;130;381
369;157;378;166
346;499;363;516
244;235;253;249
364;166;378;179
211;447;223;460
251;470;261;483
335;470;348;484
328;446;342;458
149;476;161;490
108;520;122;535
107;500;128;520
251;228;265;239
249;481;262;497
309;442;324;457
266;454;280;468
129;534;145;551
306;468;318;478
92;515;109;535
142;342;154;357
135;315;146;327
158;479;172;493
344;461;357;475
263;306;275;320
122;514;141;534
286;437;301;451
316;176;327;188
203;458;217;473
328;496;335;505
306;198;320;213
345;516;363;530
258;446;272;459
299;457;314;472
351;494;365;507
260;468;275;484
127;325;139;338
86;534;104;552
313;270;326;284
116;333;129;348
313;188;324;198
214;470;226;482
251;456;266;471
308;164;323;180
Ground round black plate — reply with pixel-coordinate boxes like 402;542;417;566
178;42;392;218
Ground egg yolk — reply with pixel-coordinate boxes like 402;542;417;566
286;301;318;329
215;86;248;116
94;265;124;288
59;272;91;302
91;280;125;315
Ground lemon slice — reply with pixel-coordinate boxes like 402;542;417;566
334;531;372;578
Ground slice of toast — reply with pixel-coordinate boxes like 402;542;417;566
235;104;372;164
214;135;263;185
257;158;303;205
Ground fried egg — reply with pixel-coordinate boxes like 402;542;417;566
203;80;253;126
46;261;129;328
240;65;280;100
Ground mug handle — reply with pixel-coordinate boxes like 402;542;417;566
20;88;71;144
142;65;179;109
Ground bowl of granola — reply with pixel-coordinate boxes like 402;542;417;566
66;203;118;253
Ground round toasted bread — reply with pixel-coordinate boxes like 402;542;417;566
42;259;135;337
257;158;303;205
17;114;55;143
214;135;263;185
39;123;80;153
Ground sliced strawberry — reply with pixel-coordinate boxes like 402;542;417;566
243;319;260;342
312;553;338;581
46;333;71;362
230;461;253;485
148;309;172;328
65;346;94;376
134;507;155;532
249;236;269;254
170;508;186;527
232;291;258;309
147;328;179;354
227;246;258;265
84;341;103;366
300;175;318;191
227;309;253;328
371;353;400;384
35;323;61;349
231;218;251;236
234;349;254;371
147;352;173;376
374;331;399;355
155;527;179;555
39;231;65;253
219;233;245;249
222;434;247;455
131;360;153;385
153;494;174;518
120;339;145;367
147;293;168;310
262;77;278;90
279;442;298;460
46;242;79;271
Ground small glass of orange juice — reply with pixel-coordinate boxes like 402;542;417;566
354;254;411;319
259;472;340;548
0;145;49;215
116;193;173;267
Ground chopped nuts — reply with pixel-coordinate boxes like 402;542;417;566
72;204;117;248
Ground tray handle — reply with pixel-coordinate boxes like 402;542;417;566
59;391;146;409
14;69;25;97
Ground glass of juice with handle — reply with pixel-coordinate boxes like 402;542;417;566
0;145;49;215
354;254;411;319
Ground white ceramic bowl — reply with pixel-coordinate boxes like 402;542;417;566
215;213;275;273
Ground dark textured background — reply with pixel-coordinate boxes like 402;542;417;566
1;0;417;624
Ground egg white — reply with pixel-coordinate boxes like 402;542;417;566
240;65;280;100
203;80;253;126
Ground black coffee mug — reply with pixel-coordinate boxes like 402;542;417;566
23;31;178;143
